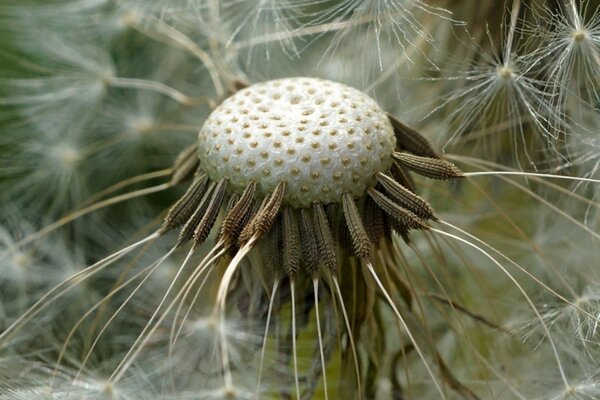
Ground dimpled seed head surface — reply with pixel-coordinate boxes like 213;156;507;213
198;77;396;208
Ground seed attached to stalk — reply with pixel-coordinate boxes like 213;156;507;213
154;77;464;396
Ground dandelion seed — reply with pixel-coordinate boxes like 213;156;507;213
527;0;600;116
429;1;566;169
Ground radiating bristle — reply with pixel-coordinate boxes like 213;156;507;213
169;143;200;185
393;152;464;180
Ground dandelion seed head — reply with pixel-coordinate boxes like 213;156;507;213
497;64;515;80
2;251;30;286
572;29;588;43
198;77;396;207
118;9;140;29
2;1;600;398
126;115;155;137
54;145;81;169
190;314;218;333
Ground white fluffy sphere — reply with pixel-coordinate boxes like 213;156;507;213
198;77;396;207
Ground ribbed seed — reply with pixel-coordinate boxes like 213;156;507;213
376;172;437;221
299;208;320;275
219;181;257;247
282;207;300;278
265;213;282;274
238;197;268;245
338;210;354;256
388;115;439;158
364;195;386;243
389;218;411;243
342;193;372;260
393;152;463;180
224;193;240;215
313;203;338;275
160;175;208;234
239;181;286;244
325;203;338;243
192;179;228;247
367;188;425;231
177;181;216;245
170;143;200;185
390;163;416;193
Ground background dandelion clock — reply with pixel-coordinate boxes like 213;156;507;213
1;0;600;399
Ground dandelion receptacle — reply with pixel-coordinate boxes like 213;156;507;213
1;1;600;399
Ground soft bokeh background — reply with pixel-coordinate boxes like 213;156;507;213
1;1;599;399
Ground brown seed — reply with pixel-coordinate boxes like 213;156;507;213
367;188;425;231
219;181;257;247
281;207;300;278
313;203;338;274
376;172;437;221
342;193;372;260
299;208;320;275
393;152;463;180
388;115;439;158
160;174;208;234
192;179;228;247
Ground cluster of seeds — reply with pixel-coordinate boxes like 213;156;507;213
198;77;396;207
160;77;464;262
151;78;464;399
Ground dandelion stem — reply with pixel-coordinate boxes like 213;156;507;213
127;17;224;98
430;227;570;389
81;169;173;206
331;277;362;399
73;246;178;386
107;77;214;107
5;182;171;253
504;0;521;64
463;171;600;184
364;260;447;399
169;242;226;350
291;279;301;400
313;278;329;400
109;246;197;383
256;279;279;399
0;233;160;347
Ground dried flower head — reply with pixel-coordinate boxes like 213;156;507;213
2;1;600;400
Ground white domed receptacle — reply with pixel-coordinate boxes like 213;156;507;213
198;77;396;208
